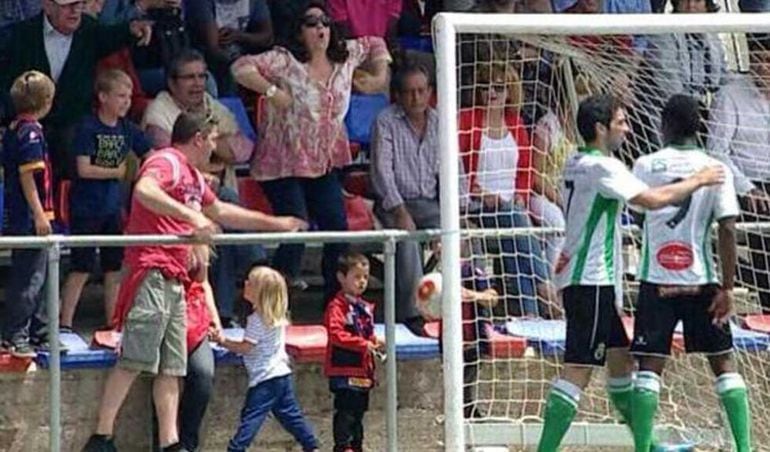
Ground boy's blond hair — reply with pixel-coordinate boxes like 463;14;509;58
95;69;133;95
246;266;289;328
10;71;55;116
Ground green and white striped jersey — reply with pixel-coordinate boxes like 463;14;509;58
632;145;739;285
554;148;648;290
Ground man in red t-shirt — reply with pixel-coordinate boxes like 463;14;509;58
83;112;307;452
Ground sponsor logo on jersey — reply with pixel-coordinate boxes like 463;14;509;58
651;159;667;173
656;241;694;270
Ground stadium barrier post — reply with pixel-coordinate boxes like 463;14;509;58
47;240;62;452
384;237;399;452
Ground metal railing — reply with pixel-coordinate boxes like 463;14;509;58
1;221;767;451
0;230;445;452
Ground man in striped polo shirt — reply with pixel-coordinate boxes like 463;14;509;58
629;95;751;452
537;94;724;452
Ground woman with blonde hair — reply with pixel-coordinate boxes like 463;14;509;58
213;266;319;452
459;63;560;318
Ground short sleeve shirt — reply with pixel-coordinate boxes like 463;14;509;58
554;148;648;290
2;117;54;234
633;145;739;285
123;147;217;271
70;114;152;218
243;313;292;387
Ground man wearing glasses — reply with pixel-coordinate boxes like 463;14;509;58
143;48;261;329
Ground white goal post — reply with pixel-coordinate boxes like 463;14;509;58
435;12;770;451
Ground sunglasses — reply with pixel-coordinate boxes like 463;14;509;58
482;83;508;93
302;15;331;28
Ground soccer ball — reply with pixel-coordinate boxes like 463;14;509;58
415;272;443;320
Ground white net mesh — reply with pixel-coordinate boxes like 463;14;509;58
447;27;770;450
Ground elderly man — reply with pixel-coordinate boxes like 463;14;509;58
707;33;770;310
370;64;441;334
83;112;306;452
143;48;260;327
1;0;151;178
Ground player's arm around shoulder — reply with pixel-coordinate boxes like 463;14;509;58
629;159;725;210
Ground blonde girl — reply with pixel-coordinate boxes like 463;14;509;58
213;266;319;452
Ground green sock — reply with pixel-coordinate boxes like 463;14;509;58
609;375;660;451
607;375;634;424
537;379;580;452
716;373;752;452
631;371;660;452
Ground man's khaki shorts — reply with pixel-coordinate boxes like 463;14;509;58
119;269;187;376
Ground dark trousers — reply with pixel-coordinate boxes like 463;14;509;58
261;172;349;299
228;375;318;452
2;247;48;343
180;339;215;451
472;202;550;316
332;388;370;452
152;339;216;452
375;198;442;322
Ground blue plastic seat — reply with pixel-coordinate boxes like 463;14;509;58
374;324;440;360
219;96;257;142
505;318;566;357
345;93;390;146
36;332;117;370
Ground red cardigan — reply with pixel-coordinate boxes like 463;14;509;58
458;107;533;204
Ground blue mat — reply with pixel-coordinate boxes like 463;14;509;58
36;333;117;370
211;328;246;366
374;324;439;360
505;319;566;356
220;96;257;142
731;321;770;352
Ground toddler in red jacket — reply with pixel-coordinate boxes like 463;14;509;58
324;252;384;452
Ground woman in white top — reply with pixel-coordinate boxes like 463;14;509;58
459;64;559;318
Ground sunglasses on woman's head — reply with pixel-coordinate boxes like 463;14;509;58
302;14;331;28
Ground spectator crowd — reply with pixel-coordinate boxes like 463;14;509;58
0;0;770;450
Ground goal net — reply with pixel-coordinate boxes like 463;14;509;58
434;13;770;451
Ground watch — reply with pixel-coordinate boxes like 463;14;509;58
265;84;278;99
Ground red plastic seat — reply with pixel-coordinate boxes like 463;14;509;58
237;177;273;214
484;324;527;358
744;314;770;333
0;352;34;372
285;325;327;363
